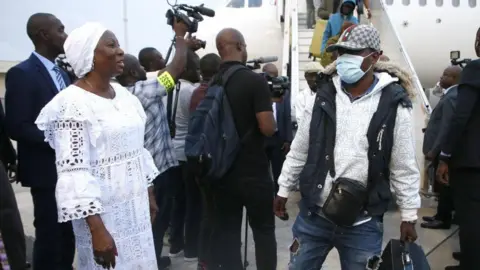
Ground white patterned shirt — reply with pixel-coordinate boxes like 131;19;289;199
124;78;178;174
278;72;421;222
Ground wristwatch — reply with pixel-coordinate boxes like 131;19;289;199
439;154;450;163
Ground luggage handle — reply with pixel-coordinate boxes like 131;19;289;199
401;242;414;270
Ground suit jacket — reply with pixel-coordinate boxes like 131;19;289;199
442;59;480;169
423;86;457;156
5;53;71;188
275;90;293;143
0;102;16;169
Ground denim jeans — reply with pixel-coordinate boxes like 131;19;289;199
289;203;383;270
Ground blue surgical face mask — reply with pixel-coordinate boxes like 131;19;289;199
336;53;374;84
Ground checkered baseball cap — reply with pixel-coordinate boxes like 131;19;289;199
326;24;381;52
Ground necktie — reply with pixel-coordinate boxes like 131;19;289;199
53;66;66;91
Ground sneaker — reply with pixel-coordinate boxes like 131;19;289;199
185;256;198;262
169;247;184;258
158;256;172;270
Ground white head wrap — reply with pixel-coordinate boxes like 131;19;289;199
64;22;108;78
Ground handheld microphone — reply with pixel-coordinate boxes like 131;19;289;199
246;56;279;64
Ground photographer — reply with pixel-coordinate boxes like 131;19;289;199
203;28;277;270
262;63;293;193
114;19;203;269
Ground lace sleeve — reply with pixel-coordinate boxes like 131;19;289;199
36;92;104;223
50;119;104;222
142;148;159;186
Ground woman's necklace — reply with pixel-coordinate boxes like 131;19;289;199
84;79;115;99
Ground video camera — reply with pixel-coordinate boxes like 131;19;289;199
450;50;471;68
246;56;278;70
166;3;215;34
261;73;290;99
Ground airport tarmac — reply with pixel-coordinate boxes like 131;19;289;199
12;183;459;269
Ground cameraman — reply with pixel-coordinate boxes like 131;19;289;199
262;63;293;193
204;28;277;270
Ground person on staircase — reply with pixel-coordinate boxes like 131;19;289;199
320;21;357;67
306;0;317;29
320;0;359;53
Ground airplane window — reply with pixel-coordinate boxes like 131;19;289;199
227;0;244;8
469;0;476;7
452;0;460;7
436;0;443;6
249;0;262;7
386;0;393;5
402;0;410;5
419;0;426;6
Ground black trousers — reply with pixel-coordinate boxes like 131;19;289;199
450;168;480;269
265;133;286;194
170;161;203;258
435;182;454;223
306;0;316;28
30;187;75;270
433;159;454;223
152;165;181;266
0;164;26;270
201;173;277;270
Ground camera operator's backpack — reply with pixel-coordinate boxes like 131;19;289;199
185;64;249;184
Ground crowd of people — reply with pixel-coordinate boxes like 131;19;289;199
0;3;479;270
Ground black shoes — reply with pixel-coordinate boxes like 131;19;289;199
158;256;172;270
421;220;451;229
422;215;437;222
452;251;461;261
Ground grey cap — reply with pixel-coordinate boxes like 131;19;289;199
326;24;381;52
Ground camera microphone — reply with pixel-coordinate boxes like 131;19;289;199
246;56;279;64
194;5;215;17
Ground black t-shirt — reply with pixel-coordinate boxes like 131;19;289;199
221;61;273;178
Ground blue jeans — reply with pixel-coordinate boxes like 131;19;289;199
289;204;383;270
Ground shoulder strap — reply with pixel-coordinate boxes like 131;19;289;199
218;64;254;143
221;65;249;88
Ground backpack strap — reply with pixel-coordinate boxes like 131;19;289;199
218;64;256;144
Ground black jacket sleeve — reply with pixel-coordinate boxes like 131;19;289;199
441;60;480;155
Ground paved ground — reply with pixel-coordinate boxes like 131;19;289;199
13;183;459;270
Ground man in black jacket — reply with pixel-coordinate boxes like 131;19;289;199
421;66;461;230
437;27;480;270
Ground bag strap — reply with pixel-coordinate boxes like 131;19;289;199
166;81;182;138
218;64;256;144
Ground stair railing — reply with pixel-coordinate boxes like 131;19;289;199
282;0;299;104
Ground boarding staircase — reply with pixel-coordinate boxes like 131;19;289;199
297;13;314;92
281;0;431;191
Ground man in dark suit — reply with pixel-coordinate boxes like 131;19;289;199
437;27;480;270
263;63;293;193
4;13;75;270
421;66;461;230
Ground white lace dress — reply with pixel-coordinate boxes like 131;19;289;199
35;84;159;270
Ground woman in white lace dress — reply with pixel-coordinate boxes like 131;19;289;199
35;22;159;269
